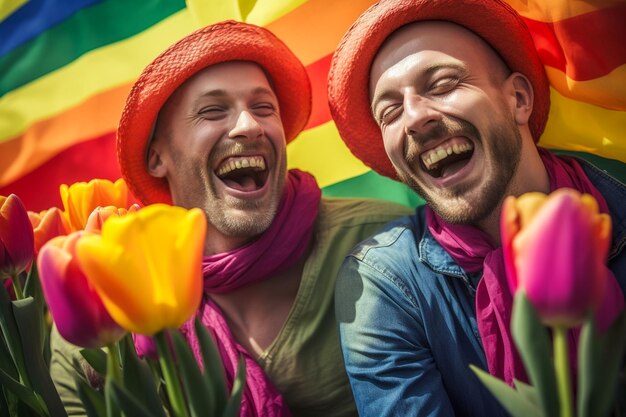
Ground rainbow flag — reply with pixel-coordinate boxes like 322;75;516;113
1;0;625;212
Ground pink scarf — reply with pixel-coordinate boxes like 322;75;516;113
427;149;624;385
135;170;321;416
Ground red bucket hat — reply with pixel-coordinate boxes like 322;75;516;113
118;20;312;205
328;0;550;180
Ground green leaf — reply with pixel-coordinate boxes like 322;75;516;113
76;378;106;417
12;297;67;417
110;381;157;417
513;379;540;406
0;333;18;381
222;355;246;417
171;330;213;417
195;319;227;413
0;366;44;414
119;336;165;417
511;292;559;417
80;348;107;377
0;282;27;381
470;364;542;417
578;310;626;417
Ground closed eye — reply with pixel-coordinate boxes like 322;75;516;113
429;77;459;95
379;104;402;126
252;102;277;117
199;106;227;120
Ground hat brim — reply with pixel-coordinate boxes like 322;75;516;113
328;0;550;180
118;21;312;205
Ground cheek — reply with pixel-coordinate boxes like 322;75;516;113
382;127;406;166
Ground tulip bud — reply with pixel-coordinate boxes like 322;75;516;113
84;204;141;232
0;194;35;277
76;204;206;335
60;178;129;232
501;188;611;327
38;232;125;348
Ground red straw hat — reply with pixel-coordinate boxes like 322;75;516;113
118;20;311;205
328;0;550;180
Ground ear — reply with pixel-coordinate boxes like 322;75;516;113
506;72;534;126
147;141;167;178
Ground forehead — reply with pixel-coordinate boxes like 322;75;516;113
171;60;275;102
369;21;507;94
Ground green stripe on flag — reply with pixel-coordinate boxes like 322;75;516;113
322;170;425;208
0;0;185;96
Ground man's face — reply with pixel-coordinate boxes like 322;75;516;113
149;61;287;253
370;21;522;225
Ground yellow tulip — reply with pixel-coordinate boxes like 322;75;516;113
75;204;206;335
60;178;129;232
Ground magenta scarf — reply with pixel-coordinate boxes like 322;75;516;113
186;169;320;417
427;148;624;385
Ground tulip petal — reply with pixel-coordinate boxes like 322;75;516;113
38;233;124;347
76;204;205;335
0;195;34;276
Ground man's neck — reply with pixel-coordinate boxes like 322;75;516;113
477;143;550;245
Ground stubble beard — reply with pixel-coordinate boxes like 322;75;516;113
398;115;522;225
205;159;286;239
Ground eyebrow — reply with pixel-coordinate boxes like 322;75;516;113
371;62;467;113
192;86;277;107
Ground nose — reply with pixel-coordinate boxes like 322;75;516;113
229;110;263;140
403;94;442;137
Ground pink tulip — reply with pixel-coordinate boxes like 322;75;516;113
501;188;612;327
0;194;34;277
38;232;125;348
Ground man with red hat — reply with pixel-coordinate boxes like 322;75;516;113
328;0;626;416
50;20;410;416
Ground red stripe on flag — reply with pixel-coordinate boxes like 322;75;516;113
522;4;626;81
0;133;121;212
305;53;333;130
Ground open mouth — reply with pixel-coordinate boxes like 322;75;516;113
216;155;269;192
420;138;474;178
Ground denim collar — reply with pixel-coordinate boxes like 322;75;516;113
413;158;626;286
579;159;626;260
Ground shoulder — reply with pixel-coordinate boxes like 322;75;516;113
318;197;413;228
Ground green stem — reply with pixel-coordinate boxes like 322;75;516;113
155;330;189;417
10;273;24;300
554;325;574;417
106;342;122;417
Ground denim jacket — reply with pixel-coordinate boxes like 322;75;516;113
335;160;626;417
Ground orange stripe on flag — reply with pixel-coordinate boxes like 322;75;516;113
0;83;131;187
265;0;377;65
545;64;626;111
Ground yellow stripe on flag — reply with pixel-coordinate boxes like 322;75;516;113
287;121;370;188
186;0;309;26
246;0;309;26
0;9;194;142
545;65;626;111
505;0;623;21
540;88;626;162
0;0;27;22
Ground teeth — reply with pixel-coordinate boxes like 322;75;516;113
422;142;473;170
217;156;266;177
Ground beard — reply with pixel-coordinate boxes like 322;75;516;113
397;114;522;225
166;145;287;240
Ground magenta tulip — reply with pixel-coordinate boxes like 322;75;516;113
38;232;125;348
501;188;611;327
0;194;34;277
